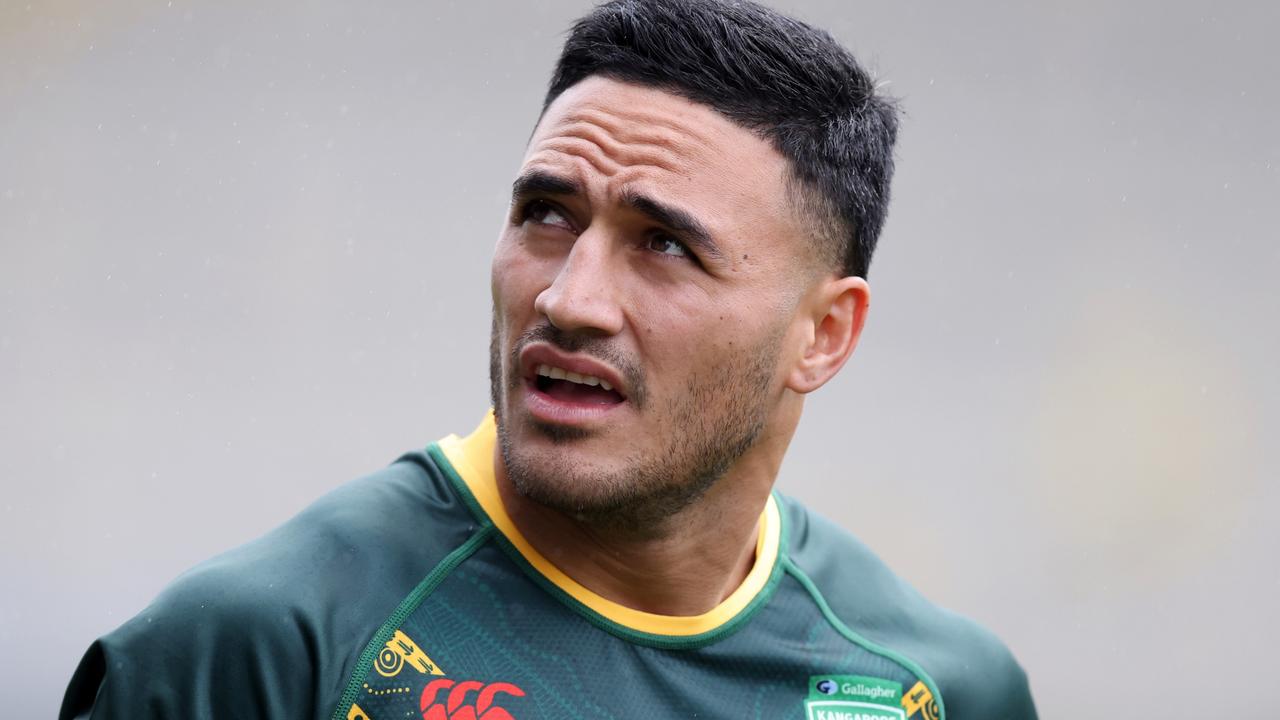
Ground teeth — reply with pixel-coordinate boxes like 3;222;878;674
535;363;614;391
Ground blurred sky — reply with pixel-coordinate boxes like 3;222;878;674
2;0;1277;716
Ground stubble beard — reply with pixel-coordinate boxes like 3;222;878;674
489;317;780;535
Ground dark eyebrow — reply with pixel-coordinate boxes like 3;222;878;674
510;170;724;263
621;189;724;263
510;169;581;206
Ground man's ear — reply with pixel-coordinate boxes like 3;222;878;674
785;276;870;394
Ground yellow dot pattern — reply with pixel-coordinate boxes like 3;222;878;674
362;682;412;696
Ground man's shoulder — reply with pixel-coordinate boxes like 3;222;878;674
61;447;477;719
778;494;1037;720
167;447;473;609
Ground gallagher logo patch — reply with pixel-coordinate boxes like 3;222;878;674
420;678;525;720
805;675;904;720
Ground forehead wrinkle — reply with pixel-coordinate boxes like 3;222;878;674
558;120;693;172
558;106;720;162
534;116;692;179
531;136;684;180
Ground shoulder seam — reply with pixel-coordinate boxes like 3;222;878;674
331;523;495;720
781;555;947;720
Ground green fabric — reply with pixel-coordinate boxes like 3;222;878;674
782;556;946;719
61;444;1036;720
59;450;478;719
334;524;495;718
781;500;1038;720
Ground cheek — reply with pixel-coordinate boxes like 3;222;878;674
652;295;793;386
635;299;751;376
491;236;548;324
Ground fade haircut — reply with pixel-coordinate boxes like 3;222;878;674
545;0;899;278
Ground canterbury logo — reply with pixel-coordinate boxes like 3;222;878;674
420;679;525;720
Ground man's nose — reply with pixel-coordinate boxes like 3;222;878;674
533;230;625;336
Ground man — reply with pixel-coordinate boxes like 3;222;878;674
62;1;1036;718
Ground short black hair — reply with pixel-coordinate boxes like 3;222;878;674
545;0;899;278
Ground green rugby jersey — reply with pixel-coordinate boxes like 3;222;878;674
62;415;1036;720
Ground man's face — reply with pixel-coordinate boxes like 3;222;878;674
490;76;812;528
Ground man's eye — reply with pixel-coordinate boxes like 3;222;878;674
646;233;689;258
520;200;573;231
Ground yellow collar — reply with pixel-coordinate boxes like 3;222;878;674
437;412;782;638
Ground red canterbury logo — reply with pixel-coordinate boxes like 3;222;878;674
420;679;525;720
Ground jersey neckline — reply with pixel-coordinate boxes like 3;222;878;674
435;411;784;640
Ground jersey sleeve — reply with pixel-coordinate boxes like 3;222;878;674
781;495;1038;720
60;449;478;720
919;607;1038;720
59;555;320;719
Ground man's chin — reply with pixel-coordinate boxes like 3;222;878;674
507;463;703;536
502;448;625;513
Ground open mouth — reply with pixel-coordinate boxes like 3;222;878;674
532;363;626;405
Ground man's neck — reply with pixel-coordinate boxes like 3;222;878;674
494;438;787;617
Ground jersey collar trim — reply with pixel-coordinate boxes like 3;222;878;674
436;410;783;639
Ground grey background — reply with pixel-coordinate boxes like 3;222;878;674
2;0;1276;716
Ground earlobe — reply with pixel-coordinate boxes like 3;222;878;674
785;276;870;394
